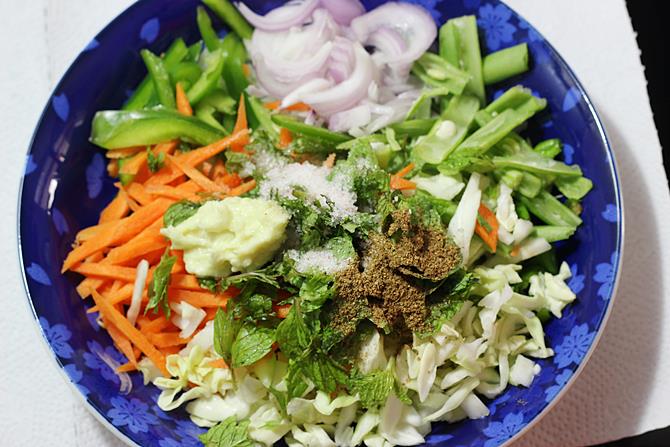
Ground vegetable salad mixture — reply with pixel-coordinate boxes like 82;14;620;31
63;0;592;446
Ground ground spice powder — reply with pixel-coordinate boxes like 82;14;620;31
332;210;461;335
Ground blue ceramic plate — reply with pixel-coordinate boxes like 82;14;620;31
18;0;623;446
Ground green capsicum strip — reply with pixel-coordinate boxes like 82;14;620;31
140;50;176;109
203;0;253;40
271;115;352;144
91;109;226;149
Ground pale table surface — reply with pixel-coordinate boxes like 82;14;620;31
0;1;667;446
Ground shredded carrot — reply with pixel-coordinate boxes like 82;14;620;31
147;332;191;348
126;182;154;206
263;100;311;112
228;179;257;197
77;277;107;299
104;221;167;266
145;130;249;186
390;162;417;191
175;82;193;116
242;63;251;77
220;173;242;189
323;153;336;169
139;316;176;333
73;263;136;282
117;362;138;373
119;151;148;176
91;290;168;376
144;183;201;201
99;194;130;223
107;160;119;177
211;160;227;180
274;304;292;319
208;358;229;369
119;188;141;212
171;274;204;291
475;203;499;253
85;251;105;263
510;245;521;257
168;288;229;308
106;319;137;365
279;127;293;149
62;199;173;272
166;154;227;192
107;146;144;159
231;95;250;152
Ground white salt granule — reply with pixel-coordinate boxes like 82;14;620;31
259;162;358;221
288;249;350;275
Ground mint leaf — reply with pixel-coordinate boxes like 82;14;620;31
275;301;313;359
145;249;176;317
231;324;275;367
199;416;253;447
164;200;201;227
214;304;240;364
220;265;281;289
349;368;395;409
299;273;335;312
147;147;165;173
300;352;348;394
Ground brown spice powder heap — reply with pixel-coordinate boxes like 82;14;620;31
331;210;461;335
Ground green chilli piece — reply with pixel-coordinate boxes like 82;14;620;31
247;96;279;139
413;94;480;164
124;39;188;110
534;138;563;159
203;0;253;40
390;119;438;137
197;6;222;51
169;62;203;91
439;15;486;103
140;50;176;109
221;33;249;102
492;150;582;177
271;114;352;144
519;191;582;227
412;52;471;95
483;43;529;85
532;225;576;243
91;109;226;149
187;49;225;105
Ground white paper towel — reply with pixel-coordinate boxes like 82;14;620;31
0;1;667;446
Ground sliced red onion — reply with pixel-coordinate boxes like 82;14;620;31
269;41;333;83
237;0;320;31
301;43;374;116
320;0;366;25
254;58;322;97
368;26;407;60
328;104;371;132
350;2;437;66
326;37;355;83
281;78;333;108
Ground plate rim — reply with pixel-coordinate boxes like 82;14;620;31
16;1;625;446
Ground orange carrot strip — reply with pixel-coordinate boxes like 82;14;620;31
85;251;105;263
168;288;229;308
475;204;499;253
395;162;415;178
77;277;107;299
99;194;130;224
274;304;291;319
62;199;173;272
87;283;134;313
323;153;336;169
166;155;227;192
106;320;137;364
91;289;168;376
140;317;176;333
219;173;242;189
106;146;144;159
390;176;417;191
117;362;138;373
175;82;193;116
279;128;293;149
228;179;256;197
145;131;249;186
105;225;167;266
77;220;119;242
126;183;154;206
263;100;311;112
161;346;181;356
231;95;250;152
208;358;229;368
144;183;201;201
171;274;203;291
147;332;191;348
119;151;148;176
119;188;141;212
73;263;136;282
510;245;521;257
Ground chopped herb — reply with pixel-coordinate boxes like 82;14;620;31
199;416;253;447
146;147;165;173
144;249;176;317
231;324;275;367
163;200;201;227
